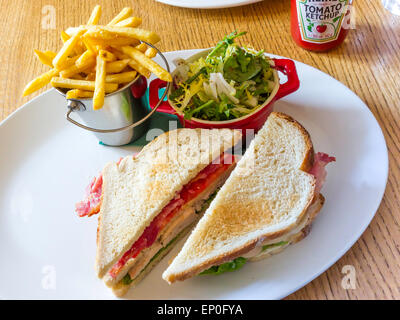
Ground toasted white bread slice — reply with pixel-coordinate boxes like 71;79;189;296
162;112;316;283
96;128;241;278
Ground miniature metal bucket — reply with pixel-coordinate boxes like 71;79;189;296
55;42;171;146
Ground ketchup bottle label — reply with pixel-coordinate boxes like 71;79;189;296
296;0;350;43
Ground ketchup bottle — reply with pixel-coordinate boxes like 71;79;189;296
291;0;353;52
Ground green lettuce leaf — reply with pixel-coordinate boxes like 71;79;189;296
121;273;133;285
200;257;247;275
261;241;288;252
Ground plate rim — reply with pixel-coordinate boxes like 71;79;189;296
156;0;262;9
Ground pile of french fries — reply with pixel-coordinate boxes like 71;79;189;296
23;5;172;110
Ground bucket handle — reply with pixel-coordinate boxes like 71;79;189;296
65;41;171;133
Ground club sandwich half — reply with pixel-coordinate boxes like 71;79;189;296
163;112;335;282
76;128;241;296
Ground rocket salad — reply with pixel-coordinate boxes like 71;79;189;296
169;31;277;121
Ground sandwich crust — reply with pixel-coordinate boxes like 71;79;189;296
163;112;317;283
272;112;315;173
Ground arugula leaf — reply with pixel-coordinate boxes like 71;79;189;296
223;48;262;82
185;100;215;120
200;257;247;275
206;31;247;61
237;48;251;73
187;67;208;84
261;241;288;252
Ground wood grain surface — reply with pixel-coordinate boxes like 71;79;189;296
0;0;399;300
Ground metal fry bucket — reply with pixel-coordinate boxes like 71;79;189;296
56;42;171;146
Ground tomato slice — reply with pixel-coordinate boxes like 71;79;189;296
108;153;235;278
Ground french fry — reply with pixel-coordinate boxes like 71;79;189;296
66;89;80;99
71;74;86;80
75;43;86;55
109;47;131;60
53;28;86;69
61;31;85;55
23;68;59;96
133;44;157;58
72;26;89;55
84;65;97;74
45;51;57;59
60;57;96;78
66;89;94;99
93;55;106;110
135;43;147;53
85;25;160;44
114;17;142;28
106;59;130;73
82;37;97;54
128;59;151;78
50;77;118;93
87;5;102;25
65;27;80;37
85;36;140;47
34;50;57;67
61;31;71;43
145;47;157;59
107;7;133;26
105;71;137;83
122;46;171;81
57;55;81;71
75;50;96;68
99;49;116;62
85;72;96;81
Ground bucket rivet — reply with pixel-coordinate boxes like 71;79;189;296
67;100;86;112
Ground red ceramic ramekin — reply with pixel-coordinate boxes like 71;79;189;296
149;50;300;134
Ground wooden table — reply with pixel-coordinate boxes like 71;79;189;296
0;0;399;300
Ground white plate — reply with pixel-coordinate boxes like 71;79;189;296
156;0;262;9
0;50;388;300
